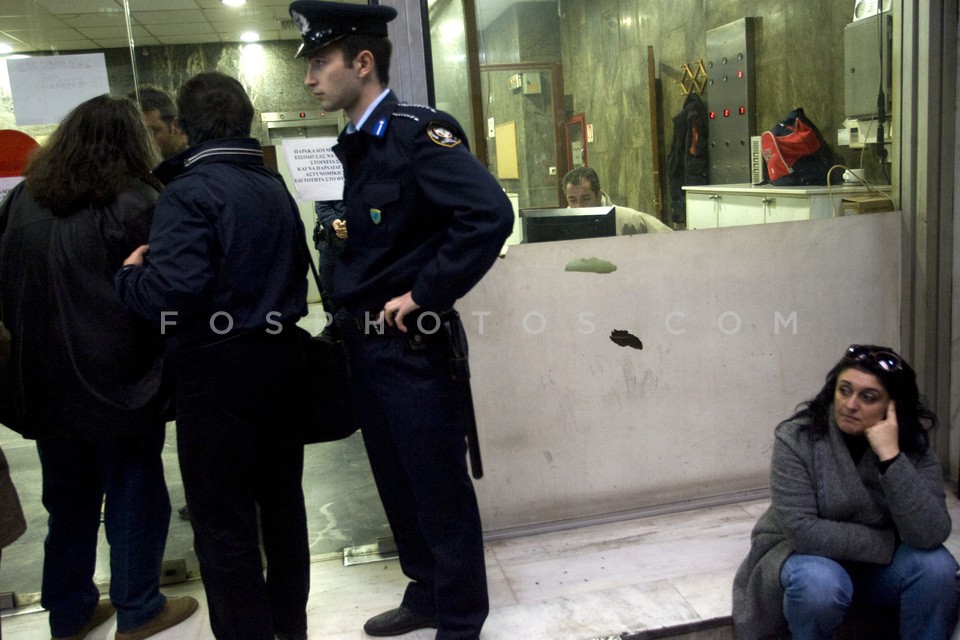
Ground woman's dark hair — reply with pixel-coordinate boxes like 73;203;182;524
24;94;159;213
790;344;935;454
176;72;254;145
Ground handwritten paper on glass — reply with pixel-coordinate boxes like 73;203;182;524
281;137;344;202
7;54;111;126
0;177;24;201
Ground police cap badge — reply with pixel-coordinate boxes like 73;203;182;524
289;1;398;58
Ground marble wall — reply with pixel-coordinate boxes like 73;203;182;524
448;0;858;218
0;40;316;143
558;0;854;220
430;0;473;131
478;2;562;207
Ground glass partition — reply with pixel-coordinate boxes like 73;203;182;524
0;0;903;605
432;0;897;225
0;0;390;605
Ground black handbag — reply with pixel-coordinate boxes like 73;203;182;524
295;245;357;444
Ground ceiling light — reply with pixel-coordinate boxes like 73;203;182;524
0;44;13;55
222;0;246;6
240;31;260;42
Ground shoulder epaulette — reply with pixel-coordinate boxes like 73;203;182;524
395;103;439;115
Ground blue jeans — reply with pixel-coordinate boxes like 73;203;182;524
37;427;170;636
780;545;960;640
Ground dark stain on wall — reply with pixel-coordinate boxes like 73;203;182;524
610;330;643;350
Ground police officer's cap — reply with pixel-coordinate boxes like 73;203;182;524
289;1;398;58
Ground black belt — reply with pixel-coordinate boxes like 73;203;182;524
348;309;451;340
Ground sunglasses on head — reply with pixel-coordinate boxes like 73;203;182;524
843;344;903;373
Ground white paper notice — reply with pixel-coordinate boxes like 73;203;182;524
281;137;344;201
7;53;111;126
0;177;24;201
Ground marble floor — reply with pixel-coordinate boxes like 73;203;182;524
3;301;960;639
3;488;960;640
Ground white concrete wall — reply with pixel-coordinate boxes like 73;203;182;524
460;213;902;533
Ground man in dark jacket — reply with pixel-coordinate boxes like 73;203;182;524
116;72;311;640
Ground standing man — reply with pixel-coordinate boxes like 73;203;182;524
129;85;188;160
128;85;193;524
289;2;514;638
116;72;311;640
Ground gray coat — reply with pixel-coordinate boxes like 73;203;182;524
732;412;951;640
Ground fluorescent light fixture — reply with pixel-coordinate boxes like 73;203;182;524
240;31;260;42
0;44;13;55
222;0;246;6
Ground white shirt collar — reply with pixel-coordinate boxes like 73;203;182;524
346;88;391;134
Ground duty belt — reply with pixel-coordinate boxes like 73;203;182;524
350;309;452;339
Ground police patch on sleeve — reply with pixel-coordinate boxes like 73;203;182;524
427;122;461;148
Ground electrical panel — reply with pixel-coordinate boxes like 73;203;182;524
705;17;757;185
749;136;764;184
844;13;892;118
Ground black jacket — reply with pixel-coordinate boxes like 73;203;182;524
115;138;309;353
0;179;167;439
667;92;710;225
332;92;514;315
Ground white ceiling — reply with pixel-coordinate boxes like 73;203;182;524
0;0;334;54
0;0;529;55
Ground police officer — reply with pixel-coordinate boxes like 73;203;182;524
288;2;514;638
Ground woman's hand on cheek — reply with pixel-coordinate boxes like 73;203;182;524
864;400;900;461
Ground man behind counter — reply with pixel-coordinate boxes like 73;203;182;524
562;166;673;234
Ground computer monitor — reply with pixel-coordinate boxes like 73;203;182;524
519;206;617;243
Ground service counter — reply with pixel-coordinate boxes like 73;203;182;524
458;212;901;534
683;183;892;229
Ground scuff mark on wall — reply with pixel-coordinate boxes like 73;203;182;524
610;330;642;350
565;257;617;273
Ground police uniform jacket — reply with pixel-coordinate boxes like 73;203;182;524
731;412;951;640
116;137;308;353
332;91;514;315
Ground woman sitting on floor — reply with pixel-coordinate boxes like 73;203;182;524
732;344;960;640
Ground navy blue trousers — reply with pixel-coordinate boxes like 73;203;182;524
344;326;488;640
173;331;310;640
38;428;170;636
